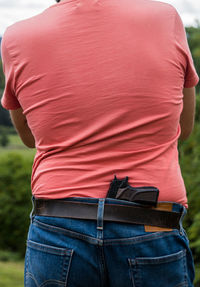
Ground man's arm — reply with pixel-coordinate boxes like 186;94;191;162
9;108;35;148
179;87;196;141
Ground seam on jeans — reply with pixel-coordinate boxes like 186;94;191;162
33;218;101;245
64;249;74;287
27;240;73;256
25;248;37;287
103;230;180;245
128;259;136;287
129;249;186;265
26;272;40;287
40;279;65;287
98;245;108;287
175;280;188;287
33;218;181;247
25;249;28;287
182;251;189;287
97;245;105;287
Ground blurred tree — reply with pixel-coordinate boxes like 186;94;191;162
186;26;200;93
0;59;4;90
179;93;200;287
0;104;11;126
0;153;33;257
0;130;9;147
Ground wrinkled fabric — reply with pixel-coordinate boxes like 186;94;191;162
1;0;199;206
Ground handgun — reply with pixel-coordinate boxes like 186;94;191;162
107;175;159;207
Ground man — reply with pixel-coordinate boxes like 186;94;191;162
1;0;199;286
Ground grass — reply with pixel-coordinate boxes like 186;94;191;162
0;261;24;287
9;134;24;146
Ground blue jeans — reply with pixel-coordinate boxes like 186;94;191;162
24;196;195;287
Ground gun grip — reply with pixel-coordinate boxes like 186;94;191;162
116;186;159;207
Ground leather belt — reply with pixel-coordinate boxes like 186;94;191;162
33;199;181;230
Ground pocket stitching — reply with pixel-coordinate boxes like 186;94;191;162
25;240;74;287
25;271;40;287
175;280;188;287
26;240;73;256
129;249;186;265
128;249;188;287
40;279;65;287
64;249;74;286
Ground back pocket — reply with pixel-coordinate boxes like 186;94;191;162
128;249;188;287
25;240;74;287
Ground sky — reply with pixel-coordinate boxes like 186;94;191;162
0;0;200;36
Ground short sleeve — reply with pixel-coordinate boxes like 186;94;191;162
174;10;199;88
1;31;21;110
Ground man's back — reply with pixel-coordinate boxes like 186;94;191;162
1;0;199;205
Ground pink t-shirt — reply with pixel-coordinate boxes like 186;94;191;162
1;0;199;207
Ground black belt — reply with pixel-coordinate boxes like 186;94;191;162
33;199;181;230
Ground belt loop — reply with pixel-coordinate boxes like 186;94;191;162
179;205;187;234
97;198;105;233
29;195;36;224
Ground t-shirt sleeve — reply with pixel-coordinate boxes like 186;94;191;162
174;10;199;88
1;30;21;110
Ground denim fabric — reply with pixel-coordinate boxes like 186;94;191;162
24;196;195;287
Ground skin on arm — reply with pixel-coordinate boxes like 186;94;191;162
9;108;35;148
179;87;196;141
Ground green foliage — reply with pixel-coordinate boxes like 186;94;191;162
179;130;200;286
178;94;200;287
0;125;16;135
0;127;9;147
186;26;200;93
194;266;200;287
0;59;5;90
0;66;12;127
0;103;11;127
0;153;33;258
0;250;22;262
